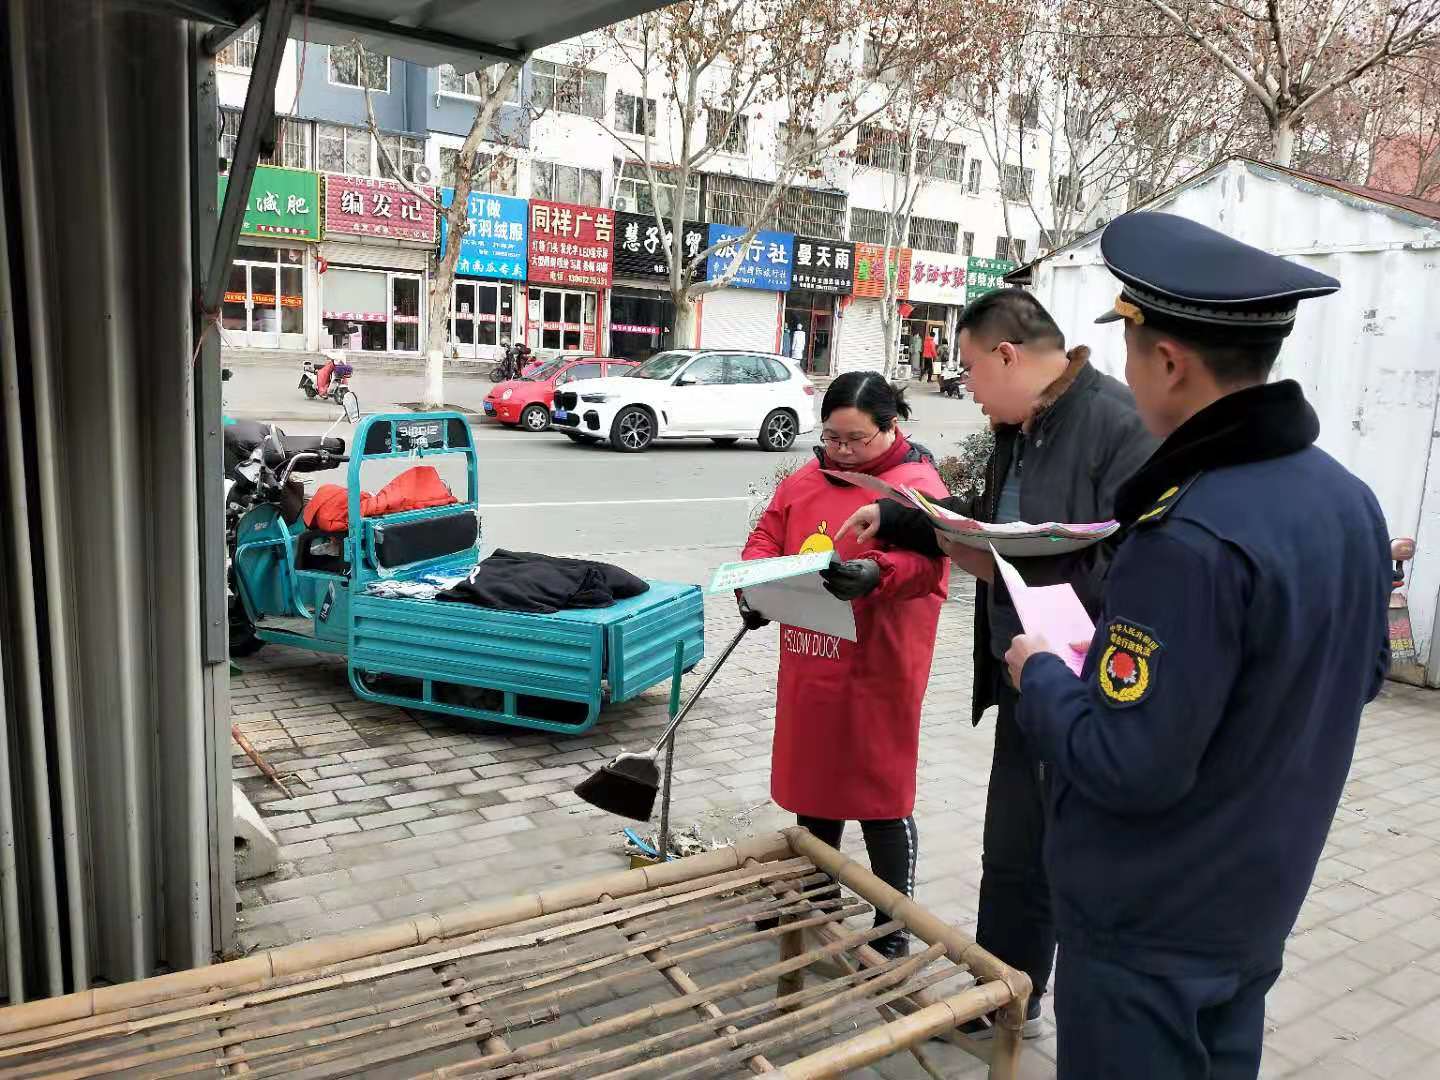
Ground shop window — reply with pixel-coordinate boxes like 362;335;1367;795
532;60;605;119
437;63;519;103
329;44;390;92
706;108;748;156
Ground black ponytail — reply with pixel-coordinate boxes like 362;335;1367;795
820;370;912;430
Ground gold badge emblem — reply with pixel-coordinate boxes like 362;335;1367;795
1097;619;1162;707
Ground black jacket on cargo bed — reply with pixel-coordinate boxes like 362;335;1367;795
875;354;1156;722
439;549;648;614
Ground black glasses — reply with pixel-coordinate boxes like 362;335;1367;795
820;428;885;450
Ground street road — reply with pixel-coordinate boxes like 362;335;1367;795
226;362;987;580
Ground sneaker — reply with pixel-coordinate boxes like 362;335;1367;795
956;997;1044;1041
870;930;910;961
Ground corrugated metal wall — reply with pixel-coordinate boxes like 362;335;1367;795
699;288;781;352
1031;159;1440;673
0;0;227;1003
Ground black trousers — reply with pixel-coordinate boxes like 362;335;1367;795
976;682;1056;998
1056;949;1279;1079
797;815;918;926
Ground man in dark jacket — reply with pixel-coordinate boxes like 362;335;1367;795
838;288;1156;1036
1005;213;1391;1078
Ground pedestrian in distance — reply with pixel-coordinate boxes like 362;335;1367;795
740;372;950;959
909;329;923;376
836;289;1156;1038
1003;212;1391;1079
921;330;938;383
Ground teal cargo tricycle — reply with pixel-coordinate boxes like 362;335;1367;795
227;411;704;734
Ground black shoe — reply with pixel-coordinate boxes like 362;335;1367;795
870;930;910;960
956;996;1044;1040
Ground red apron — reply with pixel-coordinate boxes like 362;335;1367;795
742;454;949;819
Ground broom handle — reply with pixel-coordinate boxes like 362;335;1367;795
650;625;749;753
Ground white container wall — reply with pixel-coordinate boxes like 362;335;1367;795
1029;159;1440;678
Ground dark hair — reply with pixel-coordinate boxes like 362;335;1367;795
821;370;912;430
1136;325;1282;386
957;288;1064;351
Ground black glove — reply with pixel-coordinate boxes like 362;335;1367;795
736;592;770;630
818;559;882;601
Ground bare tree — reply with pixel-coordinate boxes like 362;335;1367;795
1130;0;1440;166
593;1;967;349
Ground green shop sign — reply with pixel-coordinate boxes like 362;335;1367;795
218;166;320;242
965;256;1016;302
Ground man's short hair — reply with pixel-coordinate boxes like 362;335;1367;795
1136;325;1282;386
957;288;1065;351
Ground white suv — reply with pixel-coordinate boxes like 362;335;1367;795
550;349;817;453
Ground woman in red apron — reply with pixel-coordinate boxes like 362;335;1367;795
742;371;949;957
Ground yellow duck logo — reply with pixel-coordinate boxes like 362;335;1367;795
798;521;834;554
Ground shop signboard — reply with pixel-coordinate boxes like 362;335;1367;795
790;237;854;295
908;251;969;306
218;166;320;241
966;256;1016;302
324;174;436;243
852;243;911;299
440;189;528;281
705;225;793;291
528;199;615;288
614;211;708;280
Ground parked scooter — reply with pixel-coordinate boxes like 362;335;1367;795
224;394;361;656
489;340;532;383
300;350;355;404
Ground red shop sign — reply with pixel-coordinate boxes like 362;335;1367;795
323;174;437;244
527;199;614;289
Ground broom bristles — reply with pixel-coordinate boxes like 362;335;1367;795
573;758;660;821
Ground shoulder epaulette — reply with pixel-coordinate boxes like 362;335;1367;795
1134;473;1201;527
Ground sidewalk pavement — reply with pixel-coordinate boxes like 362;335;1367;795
223;354;494;422
232;566;1440;1078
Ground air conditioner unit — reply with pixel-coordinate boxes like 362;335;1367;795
614;195;634;212
411;162;435;185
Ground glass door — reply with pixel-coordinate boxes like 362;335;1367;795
247;263;281;348
279;262;305;349
808;310;833;375
221;246;306;349
452;281;479;358
390;274;422;353
562;292;583;350
531;287;595;352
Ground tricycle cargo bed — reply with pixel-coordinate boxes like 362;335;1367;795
349;581;704;734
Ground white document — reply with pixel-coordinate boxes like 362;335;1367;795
707;551;857;641
992;546;1094;676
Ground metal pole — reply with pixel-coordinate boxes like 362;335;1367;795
658;641;684;862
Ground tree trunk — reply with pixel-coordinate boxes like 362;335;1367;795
1271;116;1296;168
424;264;452;409
673;291;698;349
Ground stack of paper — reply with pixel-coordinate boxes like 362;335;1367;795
992;546;1093;676
706;551;856;641
822;469;1117;556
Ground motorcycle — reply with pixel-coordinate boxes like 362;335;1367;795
224;394;360;656
489;341;532;383
300;350;356;404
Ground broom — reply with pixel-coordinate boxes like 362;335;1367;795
573;624;750;821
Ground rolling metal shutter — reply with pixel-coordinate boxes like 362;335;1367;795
699;288;780;353
833;298;887;374
317;241;430;273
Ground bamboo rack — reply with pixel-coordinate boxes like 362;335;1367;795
0;829;1029;1079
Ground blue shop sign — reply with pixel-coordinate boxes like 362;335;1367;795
705;225;794;292
440;189;528;281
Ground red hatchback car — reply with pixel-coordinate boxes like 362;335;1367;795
483;356;638;431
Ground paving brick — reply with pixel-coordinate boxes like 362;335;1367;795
255;791;342;816
407;768;480;790
261;870;353;903
309;799;393;823
358;806;435;830
300;774;368;793
272;818;361;845
326;824;415;851
361;763;436;784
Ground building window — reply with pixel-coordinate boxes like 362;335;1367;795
1001;164;1034;202
778;122;819;163
706;108;748;155
862;36;884;77
328;44;390;92
533;160;603;205
1055;173;1084;211
775;187;847;240
1065;106;1092;142
219;108;242;167
437;63;519;103
1129;178;1156;208
615;92;657;136
966;159;982;194
1008;91;1039;129
217;24;260;70
995;236;1025;262
615;160;699;218
908;215;960;254
856;124;902;172
922;138;964;183
532;59;605;119
277;118;313;170
378;133;425;182
440;148;518;194
962;231;974;257
848;207;890;246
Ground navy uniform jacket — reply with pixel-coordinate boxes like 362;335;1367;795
1017;380;1391;974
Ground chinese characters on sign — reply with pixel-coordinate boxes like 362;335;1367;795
613;211;708;280
528;199;615;288
705;225;794;292
218;165;321;242
323;174;436;243
790;237;855;295
441;189;528;281
907;251;969;306
965;256;1016;303
851;243;912;299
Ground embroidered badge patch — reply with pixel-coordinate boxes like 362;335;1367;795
1096;619;1163;707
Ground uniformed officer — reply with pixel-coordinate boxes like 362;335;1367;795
1005;212;1392;1079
